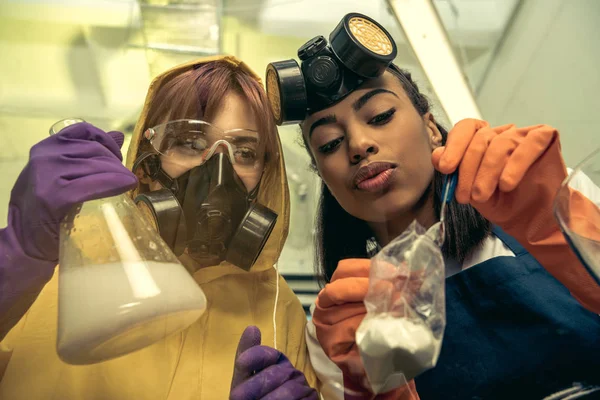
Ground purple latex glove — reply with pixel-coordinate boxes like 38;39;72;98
230;326;318;400
0;122;138;337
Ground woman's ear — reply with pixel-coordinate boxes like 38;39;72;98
424;112;443;149
134;164;152;185
135;165;164;191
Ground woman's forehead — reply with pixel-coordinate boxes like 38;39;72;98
302;71;405;130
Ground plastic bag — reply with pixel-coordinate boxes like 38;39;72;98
356;219;446;394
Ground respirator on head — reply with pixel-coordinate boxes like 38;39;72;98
266;12;398;125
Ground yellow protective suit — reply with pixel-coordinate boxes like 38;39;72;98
0;55;317;399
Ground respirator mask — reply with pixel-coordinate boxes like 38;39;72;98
133;119;278;271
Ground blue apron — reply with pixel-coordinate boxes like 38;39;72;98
414;227;600;399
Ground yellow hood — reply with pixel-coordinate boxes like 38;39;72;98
0;56;318;400
125;55;291;279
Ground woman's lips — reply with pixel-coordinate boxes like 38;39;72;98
356;167;396;191
353;161;397;192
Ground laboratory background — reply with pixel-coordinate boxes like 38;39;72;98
1;0;599;314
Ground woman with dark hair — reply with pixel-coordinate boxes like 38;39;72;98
266;13;600;400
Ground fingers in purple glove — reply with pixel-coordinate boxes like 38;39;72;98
27;124;138;207
235;326;262;360
261;377;318;400
53;122;126;161
106;131;125;149
27;122;138;208
236;345;282;373
231;345;283;395
230;358;299;400
231;326;263;390
9;122;138;261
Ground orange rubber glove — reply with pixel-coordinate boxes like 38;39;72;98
312;259;420;400
432;119;600;313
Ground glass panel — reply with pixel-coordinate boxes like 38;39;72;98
432;0;521;94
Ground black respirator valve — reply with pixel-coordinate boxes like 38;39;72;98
265;12;397;125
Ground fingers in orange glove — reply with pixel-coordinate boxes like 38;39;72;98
454;125;499;204
498;125;556;192
314;260;422;399
432;119;492;204
319;278;370;308
376;380;420;400
471;124;555;201
433;118;490;174
432;120;558;204
323;314;367;360
331;258;371;281
313;259;370;397
469;127;520;202
466;127;600;313
343;378;420;400
367;259;427;317
316;281;370;326
431;120;515;173
313;259;371;359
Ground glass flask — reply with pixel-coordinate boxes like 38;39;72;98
51;119;207;365
554;147;600;285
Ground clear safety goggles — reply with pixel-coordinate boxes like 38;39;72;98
144;119;263;170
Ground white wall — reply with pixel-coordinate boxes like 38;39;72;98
476;0;600;166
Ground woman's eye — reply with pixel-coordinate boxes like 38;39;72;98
318;137;343;154
234;147;257;164
191;138;208;149
180;141;197;151
368;108;396;126
176;138;206;150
